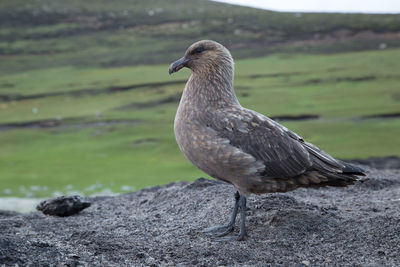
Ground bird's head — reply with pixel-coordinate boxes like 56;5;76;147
168;40;233;76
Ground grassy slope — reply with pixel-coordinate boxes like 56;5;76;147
1;49;399;197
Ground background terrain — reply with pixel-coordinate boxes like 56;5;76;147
1;0;399;199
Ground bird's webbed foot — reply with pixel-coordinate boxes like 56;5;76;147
201;191;239;237
201;191;248;241
214;231;247;242
201;223;234;237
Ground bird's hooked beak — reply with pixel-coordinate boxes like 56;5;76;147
168;57;189;75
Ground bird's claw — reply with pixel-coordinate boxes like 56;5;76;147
201;224;234;237
201;224;248;241
214;232;248;242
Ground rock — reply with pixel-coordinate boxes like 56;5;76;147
1;167;400;266
36;195;91;216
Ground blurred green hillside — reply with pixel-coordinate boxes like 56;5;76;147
1;0;400;73
0;0;399;198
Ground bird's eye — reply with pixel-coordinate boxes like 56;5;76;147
192;46;205;55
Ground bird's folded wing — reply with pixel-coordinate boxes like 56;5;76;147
210;108;314;178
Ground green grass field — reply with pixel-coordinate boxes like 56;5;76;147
1;0;400;199
1;48;399;198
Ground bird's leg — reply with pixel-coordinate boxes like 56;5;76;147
201;191;240;236
213;194;248;242
237;194;248;241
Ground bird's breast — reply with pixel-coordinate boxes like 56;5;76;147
174;105;265;186
174;102;203;155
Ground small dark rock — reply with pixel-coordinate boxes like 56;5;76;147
31;241;51;248
136;252;146;259
68;254;80;259
36;195;91;216
378;250;386;256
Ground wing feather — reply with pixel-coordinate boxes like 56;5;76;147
211;108;312;178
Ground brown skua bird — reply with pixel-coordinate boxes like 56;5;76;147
169;40;365;241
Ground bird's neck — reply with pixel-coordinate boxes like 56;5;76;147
184;67;239;109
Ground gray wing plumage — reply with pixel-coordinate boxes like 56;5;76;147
210;107;350;179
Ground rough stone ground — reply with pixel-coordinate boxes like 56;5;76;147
1;166;400;266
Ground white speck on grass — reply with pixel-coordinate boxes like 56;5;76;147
85;183;103;191
3;189;12;194
96;188;117;196
121;185;135;191
65;184;73;190
30;185;48;191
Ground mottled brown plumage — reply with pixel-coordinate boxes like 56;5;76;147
169;40;365;240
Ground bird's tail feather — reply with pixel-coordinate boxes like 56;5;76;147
301;141;366;187
340;161;366;176
256;169;362;193
292;171;359;188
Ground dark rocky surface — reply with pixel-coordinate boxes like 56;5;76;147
1;166;400;266
36;195;91;217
